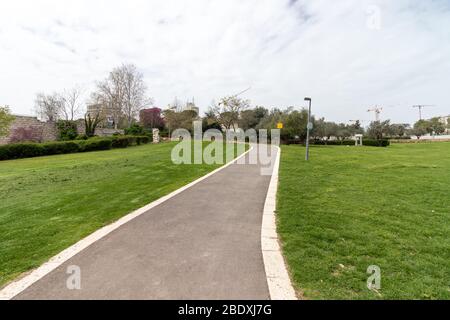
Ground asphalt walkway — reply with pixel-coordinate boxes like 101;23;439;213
15;147;276;300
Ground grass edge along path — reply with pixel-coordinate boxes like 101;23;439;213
277;143;450;300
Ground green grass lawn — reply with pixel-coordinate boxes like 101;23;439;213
0;142;243;288
277;143;450;300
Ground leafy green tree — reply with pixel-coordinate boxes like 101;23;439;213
387;123;409;137
348;120;364;136
56;120;78;141
282;109;310;142
238;110;259;130
410;120;428;139
428;117;445;135
124;123;145;135
202;109;222;132
163;109;199;134
367;120;391;140
312;117;327;140
0;106;15;137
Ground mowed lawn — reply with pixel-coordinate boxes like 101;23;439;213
277;143;449;300
0;142;242;288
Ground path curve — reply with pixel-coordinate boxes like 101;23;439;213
4;145;289;300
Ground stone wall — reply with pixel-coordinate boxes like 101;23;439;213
0;115;58;145
0;116;125;145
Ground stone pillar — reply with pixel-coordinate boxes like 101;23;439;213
153;129;160;143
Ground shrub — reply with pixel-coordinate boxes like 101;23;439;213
124;124;145;136
0;135;150;161
308;139;390;147
136;136;150;145
0;143;45;160
111;136;130;148
42;141;80;155
78;138;112;152
363;139;390;147
126;136;137;146
76;134;88;140
56;120;78;141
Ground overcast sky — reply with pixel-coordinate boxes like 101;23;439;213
0;0;449;124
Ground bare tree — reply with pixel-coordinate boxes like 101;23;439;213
121;64;153;127
93;72;125;129
93;64;152;129
60;86;84;121
34;93;63;122
168;97;184;112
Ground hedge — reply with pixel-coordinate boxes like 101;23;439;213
111;136;130;148
0;143;45;160
310;140;356;146
286;139;391;147
0;135;152;161
362;139;390;147
77;138;112;152
311;139;390;147
42;141;80;155
312;139;390;147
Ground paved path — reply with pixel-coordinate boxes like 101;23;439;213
15;147;276;300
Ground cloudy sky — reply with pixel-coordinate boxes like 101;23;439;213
0;0;449;124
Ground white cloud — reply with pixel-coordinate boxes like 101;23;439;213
0;0;449;123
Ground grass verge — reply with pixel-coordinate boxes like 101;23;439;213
277;143;450;299
0;142;245;287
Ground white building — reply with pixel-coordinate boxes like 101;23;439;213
440;115;450;134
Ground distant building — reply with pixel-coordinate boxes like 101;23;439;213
184;102;199;115
440;115;450;134
86;103;115;128
166;98;199;115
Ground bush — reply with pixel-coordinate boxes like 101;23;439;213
363;139;390;147
308;139;390;147
78;138;112;152
111;136;130;148
124;124;145;136
56;120;78;141
0;143;45;160
42;141;80;155
136;136;150;145
126;136;137;146
76;134;88;140
0;135;150;161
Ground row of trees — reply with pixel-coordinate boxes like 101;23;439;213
410;118;448;138
161;97;449;142
34;64;153;129
365;118;449;140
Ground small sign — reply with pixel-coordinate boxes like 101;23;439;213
277;122;283;129
307;122;314;130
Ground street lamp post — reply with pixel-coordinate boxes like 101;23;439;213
304;97;312;161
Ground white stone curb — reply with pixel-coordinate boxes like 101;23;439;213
261;146;297;300
0;147;253;300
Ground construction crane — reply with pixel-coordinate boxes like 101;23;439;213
367;106;383;121
219;87;252;107
349;119;371;125
412;105;435;121
231;87;251;98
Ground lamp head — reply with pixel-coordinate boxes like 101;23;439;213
304;97;311;102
